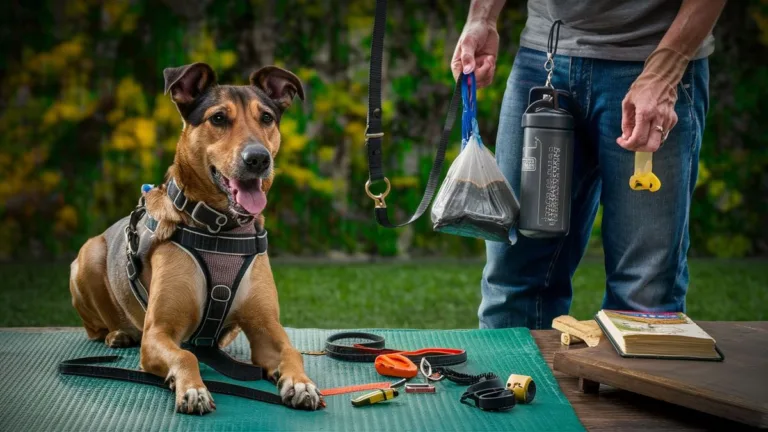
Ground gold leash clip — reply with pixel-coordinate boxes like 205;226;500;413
365;177;391;209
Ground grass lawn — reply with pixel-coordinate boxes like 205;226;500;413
0;258;766;329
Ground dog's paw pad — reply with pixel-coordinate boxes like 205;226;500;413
177;387;216;415
279;377;323;410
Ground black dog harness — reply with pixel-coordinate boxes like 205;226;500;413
125;178;267;348
60;178;283;406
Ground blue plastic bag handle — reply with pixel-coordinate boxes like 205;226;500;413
460;72;478;149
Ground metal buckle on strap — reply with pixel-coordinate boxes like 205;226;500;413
190;201;228;234
124;225;139;255
126;260;137;280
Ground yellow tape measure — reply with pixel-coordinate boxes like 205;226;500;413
629;152;661;192
506;374;536;404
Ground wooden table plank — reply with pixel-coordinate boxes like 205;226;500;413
532;329;765;431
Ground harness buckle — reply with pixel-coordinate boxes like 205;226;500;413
126;259;137;280
190;201;228;234
124;225;139;255
365;177;390;209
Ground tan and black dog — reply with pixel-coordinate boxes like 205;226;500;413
68;62;323;414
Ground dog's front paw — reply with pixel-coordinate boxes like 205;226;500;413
176;386;216;415
278;375;324;410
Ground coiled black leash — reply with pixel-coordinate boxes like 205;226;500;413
433;366;498;386
364;0;461;228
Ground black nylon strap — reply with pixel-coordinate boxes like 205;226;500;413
324;331;467;366
58;356;282;405
169;224;268;256
188;346;267;381
460;377;516;411
366;0;461;228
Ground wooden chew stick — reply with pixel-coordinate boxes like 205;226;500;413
560;333;584;345
552;315;603;347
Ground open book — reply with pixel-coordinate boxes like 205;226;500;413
595;310;723;360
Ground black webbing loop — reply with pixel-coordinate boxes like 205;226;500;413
365;0;462;228
547;19;563;57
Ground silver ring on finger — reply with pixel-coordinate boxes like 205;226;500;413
655;125;670;144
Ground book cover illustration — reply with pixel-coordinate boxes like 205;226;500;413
602;310;712;340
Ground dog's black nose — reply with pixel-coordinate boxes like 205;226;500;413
241;145;271;172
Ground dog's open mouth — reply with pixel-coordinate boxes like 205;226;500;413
211;167;267;215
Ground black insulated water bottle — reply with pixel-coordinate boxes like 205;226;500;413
518;87;575;238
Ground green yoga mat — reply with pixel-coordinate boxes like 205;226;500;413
0;328;584;431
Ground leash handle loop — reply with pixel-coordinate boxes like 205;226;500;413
461;72;477;148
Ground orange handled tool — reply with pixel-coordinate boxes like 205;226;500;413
375;353;418;378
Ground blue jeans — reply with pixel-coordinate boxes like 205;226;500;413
479;46;709;329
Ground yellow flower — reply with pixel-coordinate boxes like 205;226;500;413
41;171;61;191
134;118;157;149
56;205;78;230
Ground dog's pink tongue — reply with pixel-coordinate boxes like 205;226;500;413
230;178;266;215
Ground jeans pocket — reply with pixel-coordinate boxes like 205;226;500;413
677;63;695;106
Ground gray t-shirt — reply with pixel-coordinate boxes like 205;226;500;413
518;0;715;61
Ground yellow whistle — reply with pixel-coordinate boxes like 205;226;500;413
351;388;399;407
629;152;661;192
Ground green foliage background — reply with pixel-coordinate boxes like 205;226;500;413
0;0;766;261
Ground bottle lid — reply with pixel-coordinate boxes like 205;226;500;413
522;108;574;130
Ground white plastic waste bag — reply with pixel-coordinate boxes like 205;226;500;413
431;73;519;243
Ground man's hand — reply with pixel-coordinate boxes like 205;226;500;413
616;72;678;152
617;0;726;152
451;0;506;88
451;20;500;88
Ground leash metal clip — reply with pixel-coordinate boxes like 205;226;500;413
365;177;391;209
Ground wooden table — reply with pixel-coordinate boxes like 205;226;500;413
531;329;765;431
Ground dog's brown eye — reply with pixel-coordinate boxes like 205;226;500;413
260;112;274;124
210;112;227;126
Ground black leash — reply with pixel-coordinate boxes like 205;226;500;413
364;0;462;228
58;354;284;405
324;331;467;367
433;366;497;386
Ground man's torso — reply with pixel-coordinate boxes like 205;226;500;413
519;0;715;61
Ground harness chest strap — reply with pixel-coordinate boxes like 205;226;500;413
127;216;267;346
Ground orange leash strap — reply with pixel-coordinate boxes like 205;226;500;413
319;381;393;396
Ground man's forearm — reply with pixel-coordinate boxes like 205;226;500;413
658;0;727;58
467;0;506;25
640;0;726;90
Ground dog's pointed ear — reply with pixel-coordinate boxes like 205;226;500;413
163;62;216;106
249;66;305;111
